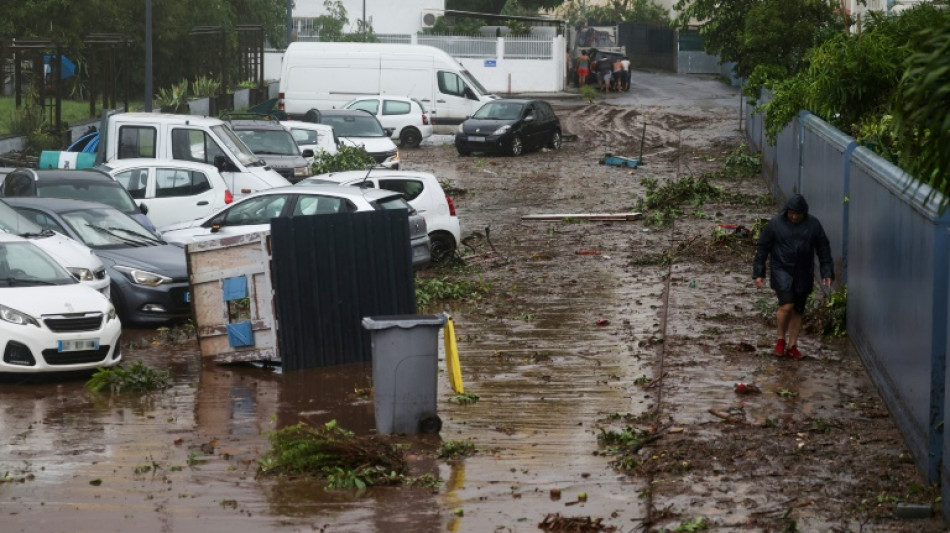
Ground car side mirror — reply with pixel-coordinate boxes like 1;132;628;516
384;128;395;137
301;149;314;158
139;202;149;215
524;114;535;122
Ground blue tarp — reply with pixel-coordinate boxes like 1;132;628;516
44;54;76;79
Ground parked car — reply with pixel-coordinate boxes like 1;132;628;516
99;159;234;228
299;170;460;262
0;199;110;297
6;198;191;326
0;232;122;374
344;95;434;148
159;184;431;268
455;99;562;157
226;115;314;183
282;120;339;163
303;109;400;169
0;168;158;233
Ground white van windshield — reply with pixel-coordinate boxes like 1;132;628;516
212;125;262;166
460;70;490;97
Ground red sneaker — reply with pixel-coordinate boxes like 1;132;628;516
787;345;803;359
773;339;786;356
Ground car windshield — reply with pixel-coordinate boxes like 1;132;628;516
0;200;47;236
36;182;138;213
321;115;385;137
60;207;163;249
212;124;260;166
0;241;76;287
472;102;525;120
235;129;301;156
460;69;490;97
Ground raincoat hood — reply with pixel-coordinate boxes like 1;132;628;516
783;194;809;217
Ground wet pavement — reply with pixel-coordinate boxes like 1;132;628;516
0;70;945;533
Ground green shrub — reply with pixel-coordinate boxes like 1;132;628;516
310;144;376;174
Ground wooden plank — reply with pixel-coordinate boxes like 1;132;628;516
521;212;643;221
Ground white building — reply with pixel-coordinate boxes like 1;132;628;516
292;0;445;35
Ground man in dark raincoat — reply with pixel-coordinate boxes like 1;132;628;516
753;194;834;359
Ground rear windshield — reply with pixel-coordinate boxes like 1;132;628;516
36;182;138;213
376;195;415;214
321;115;385;137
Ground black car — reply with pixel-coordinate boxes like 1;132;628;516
6;197;191;327
0;168;157;233
455;99;562;156
225;115;314;183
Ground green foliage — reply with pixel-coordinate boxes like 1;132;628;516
424;16;486;36
192;76;221;98
258;420;408;488
567;0;669;25
85;361;172;393
634;175;722;226
808;285;848;338
723;143;760;178
309;144;376;175
415;276;489;310
453;392;480;405
155;79;190;109
661;517;709;532
438;439;476;459
581;85;600;103
892;19;950;212
674;0;843;83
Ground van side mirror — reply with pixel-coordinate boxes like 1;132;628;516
301;149;314;158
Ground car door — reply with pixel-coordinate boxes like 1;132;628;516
200;193;293;240
435;71;480;128
522;103;542;148
148;166;218;228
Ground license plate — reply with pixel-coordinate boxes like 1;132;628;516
59;339;99;352
468;136;486;142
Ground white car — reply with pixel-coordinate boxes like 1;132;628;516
158;185;432;268
344;95;434;148
282;120;339;163
299;170;461;262
0;199;110;298
0;232;121;373
100;159;235;228
305;109;400;169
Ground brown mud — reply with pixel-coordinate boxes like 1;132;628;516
0;71;944;533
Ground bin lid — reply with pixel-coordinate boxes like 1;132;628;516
361;314;447;330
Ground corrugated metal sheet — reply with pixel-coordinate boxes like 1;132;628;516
800;114;854;280
617;23;675;72
849;147;950;482
270;210;416;371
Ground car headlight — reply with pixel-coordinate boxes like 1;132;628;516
107;305;117;321
114;266;172;287
493;125;511;135
457;123;465;133
386;151;400;163
67;267;95;282
294;166;313;178
0;304;39;327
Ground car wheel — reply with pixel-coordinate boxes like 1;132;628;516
508;135;523;156
429;231;457;263
400;127;423;148
548;130;562;150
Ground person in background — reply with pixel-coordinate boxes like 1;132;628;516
620;56;631;91
752;194;834;359
611;57;623;92
576;49;591;88
597;56;613;93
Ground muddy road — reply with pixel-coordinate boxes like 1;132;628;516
0;71;944;533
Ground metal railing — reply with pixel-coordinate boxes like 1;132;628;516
289;30;556;60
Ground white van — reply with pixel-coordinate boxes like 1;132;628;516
278;42;497;134
101;113;291;195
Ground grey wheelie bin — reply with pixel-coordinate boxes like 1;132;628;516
361;314;447;435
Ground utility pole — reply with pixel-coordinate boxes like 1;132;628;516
145;0;152;112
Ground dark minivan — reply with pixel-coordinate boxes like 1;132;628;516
454;99;562;157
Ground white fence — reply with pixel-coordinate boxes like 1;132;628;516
264;34;566;94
